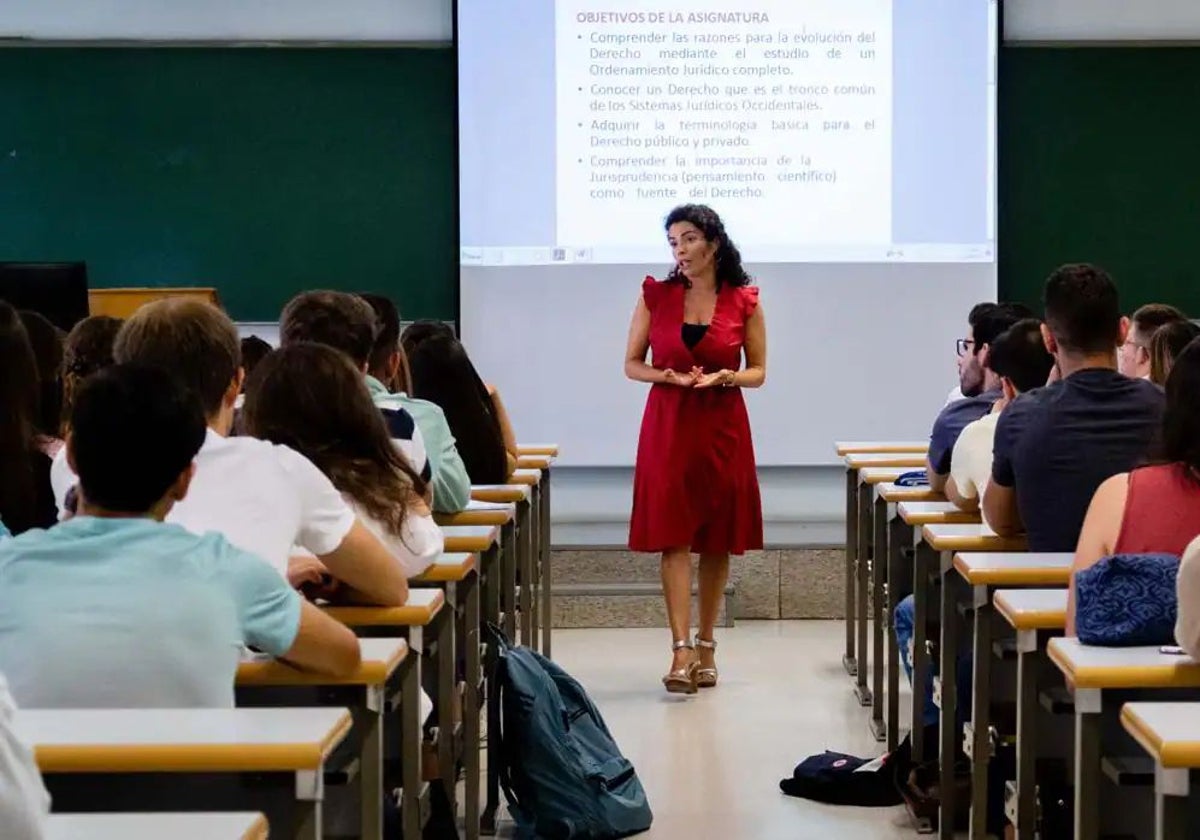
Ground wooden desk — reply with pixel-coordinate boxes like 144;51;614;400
415;553;482;839
898;501;981;527
47;813;268;840
18;707;351;840
994;588;1069;839
517;444;559;457
237;638;409;840
87;287;219;318
441;525;501;555
836;441;929;456
1049;639;1200;840
919;526;1028;839
1122;702;1200;840
845;453;928;470
435;501;515;528
843;463;916;693
877;483;944;504
325;591;445;840
516;454;556;470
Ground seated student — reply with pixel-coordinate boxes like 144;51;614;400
17;310;64;453
244;343;443;579
943;302;998;405
50;299;408;605
239;335;273;380
1068;338;1200;634
0;672;48;839
1149;320;1200;387
402;326;519;483
359;293;471;513
947;319;1055;523
0;364;360;708
0;303;57;535
53;315;124;494
1175;535;1200;659
985;264;1166;550
926;303;1030;493
278;292;432;492
1119;303;1187;380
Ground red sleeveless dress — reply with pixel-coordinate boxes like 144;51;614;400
1113;463;1200;555
629;276;764;555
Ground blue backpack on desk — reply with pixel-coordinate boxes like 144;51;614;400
489;625;653;839
1075;553;1180;646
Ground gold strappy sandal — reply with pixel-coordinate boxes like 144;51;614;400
662;640;699;695
694;637;719;688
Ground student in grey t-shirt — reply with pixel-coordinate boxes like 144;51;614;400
985;264;1165;551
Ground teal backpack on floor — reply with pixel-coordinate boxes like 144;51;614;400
490;627;653;839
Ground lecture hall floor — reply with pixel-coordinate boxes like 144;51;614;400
504;620;912;839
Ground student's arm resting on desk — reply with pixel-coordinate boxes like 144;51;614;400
1176;536;1200;659
318;520;410;606
945;477;979;512
227;544;361;678
1066;474;1126;636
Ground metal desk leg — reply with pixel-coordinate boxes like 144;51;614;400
1156;767;1192;840
870;494;888;737
540;472;553;658
854;480;873;705
968;584;993;840
886;516;911;753
912;540;935;764
482;541;503;836
462;572;482;840
503;517;519;641
939;554;960;840
360;686;384;840
515;500;532;644
434;599;457;823
1013;629;1038;840
844;468;858;676
1073;689;1102;840
295;772;324;840
401;637;424;840
516;494;535;648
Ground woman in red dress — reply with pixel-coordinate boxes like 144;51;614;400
624;205;767;694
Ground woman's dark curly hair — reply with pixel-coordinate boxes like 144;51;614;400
663;204;753;289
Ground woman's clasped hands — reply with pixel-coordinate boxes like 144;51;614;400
663;367;736;389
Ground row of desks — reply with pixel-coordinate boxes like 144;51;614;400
19;444;562;840
839;439;1200;840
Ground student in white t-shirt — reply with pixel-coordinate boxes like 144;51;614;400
3;364;361;708
244;343;443;579
947;319;1055;524
0;672;47;840
50;299;408;605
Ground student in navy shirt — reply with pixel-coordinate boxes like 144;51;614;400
926;303;1031;493
985;264;1165;550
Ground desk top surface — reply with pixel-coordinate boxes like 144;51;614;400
17;707;352;773
517;444;559;456
1048;638;1200;690
414;552;477;583
953;552;1072;585
859;467;908;485
836;441;929;456
470;484;532;502
1122;702;1200;768
898;501;981;526
435;505;514;527
237;637;407;687
994;588;1068;629
846;453;926;469
47;813;268;840
922;524;1028;553
324;587;445;627
440;524;501;550
877;483;944;503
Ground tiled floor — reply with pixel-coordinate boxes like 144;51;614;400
503;620;915;839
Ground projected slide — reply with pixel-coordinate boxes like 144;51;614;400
459;0;996;266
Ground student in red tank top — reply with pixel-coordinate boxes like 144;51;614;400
1068;338;1200;634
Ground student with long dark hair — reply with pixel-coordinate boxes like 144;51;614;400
244;343;443;578
1070;337;1200;634
402;326;519;484
0;303;57;535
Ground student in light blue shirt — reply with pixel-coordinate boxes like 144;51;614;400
0;364;360;709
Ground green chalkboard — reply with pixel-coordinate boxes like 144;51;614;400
0;47;457;321
999;46;1200;313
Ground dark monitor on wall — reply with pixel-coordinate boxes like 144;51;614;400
0;262;90;331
